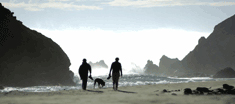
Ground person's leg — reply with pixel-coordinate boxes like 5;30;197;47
84;78;87;90
112;73;116;90
113;81;115;90
116;74;120;90
116;81;118;90
82;80;84;89
82;78;87;90
82;79;85;90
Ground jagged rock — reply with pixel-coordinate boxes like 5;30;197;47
0;3;75;86
223;84;234;90
88;60;108;69
184;88;192;95
222;84;235;94
214;88;225;94
181;14;235;75
144;60;159;74
158;55;183;76
196;87;211;94
183;84;235;95
226;89;235;94
159;55;180;69
198;37;206;45
162;89;168;93
162;89;171;93
213;67;235;78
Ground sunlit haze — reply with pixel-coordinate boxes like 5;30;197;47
34;28;209;74
2;0;234;75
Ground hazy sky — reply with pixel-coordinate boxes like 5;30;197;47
2;0;235;74
2;0;235;32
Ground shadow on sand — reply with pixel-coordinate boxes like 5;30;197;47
86;90;104;93
117;90;137;94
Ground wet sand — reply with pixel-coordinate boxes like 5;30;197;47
0;80;235;104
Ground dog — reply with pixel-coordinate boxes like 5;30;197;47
94;78;105;88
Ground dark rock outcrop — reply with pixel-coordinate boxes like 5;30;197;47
88;60;108;69
140;14;235;77
143;55;186;76
184;84;235;95
213;67;235;78
157;14;235;77
196;87;211;94
158;55;184;76
181;14;235;75
223;84;234;90
0;3;75;86
184;88;192;95
144;60;159;74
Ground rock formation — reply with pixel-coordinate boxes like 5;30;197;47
181;14;235;75
184;84;235;95
144;60;159;74
88;60;108;69
213;67;235;78
153;14;235;77
0;3;75;86
158;55;184;76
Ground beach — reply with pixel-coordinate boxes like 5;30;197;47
1;80;235;104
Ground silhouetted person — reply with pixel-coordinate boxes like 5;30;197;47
79;59;92;90
109;57;122;90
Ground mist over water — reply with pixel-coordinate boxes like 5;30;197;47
88;63;144;77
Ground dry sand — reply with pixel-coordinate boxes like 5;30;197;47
0;80;235;104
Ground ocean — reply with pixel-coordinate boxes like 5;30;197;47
1;74;235;93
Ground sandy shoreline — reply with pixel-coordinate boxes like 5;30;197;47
0;80;235;104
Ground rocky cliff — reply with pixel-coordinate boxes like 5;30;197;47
181;14;235;75
144;14;235;77
0;3;75;86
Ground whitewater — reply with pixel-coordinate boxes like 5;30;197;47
1;73;235;93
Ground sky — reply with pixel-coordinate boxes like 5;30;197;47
1;0;235;74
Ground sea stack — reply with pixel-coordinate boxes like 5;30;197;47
88;60;108;69
144;60;159;74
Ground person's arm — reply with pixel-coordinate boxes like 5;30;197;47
88;65;92;76
109;63;113;76
120;63;123;77
78;65;82;79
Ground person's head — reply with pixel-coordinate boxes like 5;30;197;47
83;58;87;63
115;57;119;62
